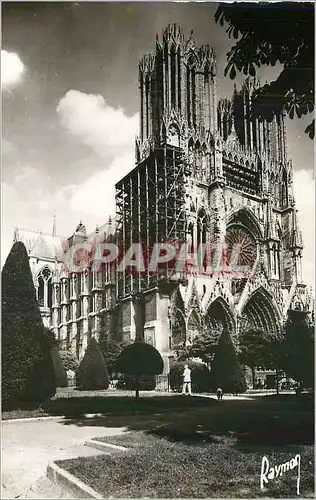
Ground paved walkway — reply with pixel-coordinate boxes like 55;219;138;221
2;417;126;499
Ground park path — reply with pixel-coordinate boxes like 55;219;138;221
1;417;126;499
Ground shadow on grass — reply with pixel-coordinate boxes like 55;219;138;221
43;395;215;417
48;395;314;451
4;393;313;451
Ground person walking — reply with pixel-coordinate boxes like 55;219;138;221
216;387;223;400
182;364;192;395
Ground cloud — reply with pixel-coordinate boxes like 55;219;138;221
2;89;139;267
55;90;138;225
293;169;315;289
1;50;25;89
56;90;138;158
64;152;134;220
1;165;74;268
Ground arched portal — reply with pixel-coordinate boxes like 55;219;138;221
204;297;236;346
240;287;281;336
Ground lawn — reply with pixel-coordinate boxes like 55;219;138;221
56;397;314;498
2;392;216;420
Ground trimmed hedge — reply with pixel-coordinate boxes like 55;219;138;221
2;242;56;409
210;330;247;394
116;341;163;398
116;341;164;376
169;361;211;393
50;347;68;388
76;337;109;391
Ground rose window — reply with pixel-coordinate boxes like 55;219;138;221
225;225;257;274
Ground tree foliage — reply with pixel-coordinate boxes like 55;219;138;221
76;337;109;391
2;242;56;408
277;312;314;389
99;338;131;377
210;329;247;393
215;2;314;138
169;360;211;393
185;329;218;366
239;328;271;383
59;349;79;373
116;341;164;398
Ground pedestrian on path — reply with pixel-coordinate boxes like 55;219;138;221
216;387;223;400
182;364;192;395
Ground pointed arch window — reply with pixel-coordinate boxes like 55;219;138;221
204;63;210;85
177;47;181;111
38;275;44;307
281;168;288;208
37;267;53;309
170;45;176;109
186;56;196;128
187;222;194;253
197;209;207;270
201;144;208;182
145;75;150;138
191;67;196;128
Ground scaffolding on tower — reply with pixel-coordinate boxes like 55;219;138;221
115;144;188;299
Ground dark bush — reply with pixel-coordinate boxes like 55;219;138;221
210;329;247;394
43;327;59;349
116;341;163;398
169;361;211;393
76;337;109;391
2;242;56;408
50;347;68;388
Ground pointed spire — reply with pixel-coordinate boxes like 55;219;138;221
226;110;238;147
52;212;56;237
265;198;274;239
52;256;59;283
75;220;86;236
290;207;303;249
265;198;278;240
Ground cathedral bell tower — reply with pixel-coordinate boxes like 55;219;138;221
136;24;217;160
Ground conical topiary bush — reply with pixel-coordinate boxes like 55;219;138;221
50;347;68;388
76;337;109;391
42;327;68;388
210;329;247;394
116;340;164;398
2;242;56;408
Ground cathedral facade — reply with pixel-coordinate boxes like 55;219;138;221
14;24;313;374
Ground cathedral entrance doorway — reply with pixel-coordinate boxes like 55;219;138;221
240;286;281;336
203;297;236;348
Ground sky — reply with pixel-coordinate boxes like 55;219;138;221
1;1;315;288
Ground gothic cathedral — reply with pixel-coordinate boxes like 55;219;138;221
13;25;313;373
115;24;312;371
